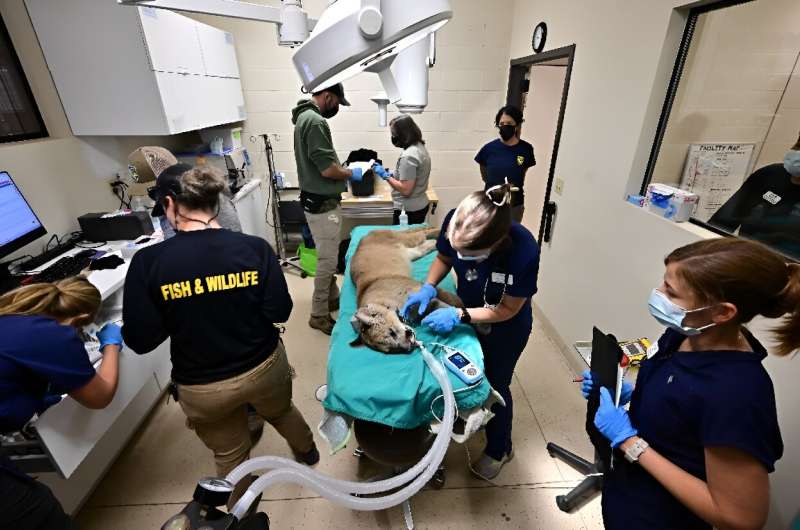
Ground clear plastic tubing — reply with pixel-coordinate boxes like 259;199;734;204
229;342;455;519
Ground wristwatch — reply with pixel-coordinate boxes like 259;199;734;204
623;438;650;464
458;307;472;324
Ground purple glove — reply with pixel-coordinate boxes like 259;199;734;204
421;307;460;334
581;370;634;405
594;387;638;448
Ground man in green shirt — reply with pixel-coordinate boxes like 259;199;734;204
292;83;364;335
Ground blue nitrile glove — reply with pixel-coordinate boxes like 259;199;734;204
372;163;391;180
350;167;364;182
581;370;634;405
594;387;638;448
97;323;123;351
421;307;460;334
400;283;437;319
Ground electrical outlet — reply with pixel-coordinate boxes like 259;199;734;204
554;178;565;195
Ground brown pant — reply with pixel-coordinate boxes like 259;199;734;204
177;341;314;508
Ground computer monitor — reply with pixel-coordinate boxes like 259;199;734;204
0;171;46;260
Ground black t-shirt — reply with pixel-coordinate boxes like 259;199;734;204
475;139;536;207
122;229;292;385
709;163;800;259
602;329;783;530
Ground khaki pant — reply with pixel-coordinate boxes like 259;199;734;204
304;206;342;317
177;341;314;508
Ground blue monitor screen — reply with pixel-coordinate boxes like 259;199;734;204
0;171;45;258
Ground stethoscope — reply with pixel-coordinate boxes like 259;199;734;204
462;257;510;310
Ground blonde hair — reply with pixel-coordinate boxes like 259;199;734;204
0;277;101;326
447;184;514;250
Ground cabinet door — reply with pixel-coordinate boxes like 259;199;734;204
138;7;204;75
197;22;240;78
155;71;201;133
194;77;246;130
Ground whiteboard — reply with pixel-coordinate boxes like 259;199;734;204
680;143;756;222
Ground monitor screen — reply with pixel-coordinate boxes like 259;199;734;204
0;171;46;259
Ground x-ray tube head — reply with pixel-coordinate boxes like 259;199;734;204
278;0;309;47
391;35;431;114
292;0;451;93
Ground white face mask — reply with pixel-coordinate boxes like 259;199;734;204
457;251;489;262
647;289;716;336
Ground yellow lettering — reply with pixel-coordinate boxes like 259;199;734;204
251;271;259;286
161;285;172;301
180;281;192;298
239;272;247;288
228;273;237;289
194;278;205;295
205;276;220;292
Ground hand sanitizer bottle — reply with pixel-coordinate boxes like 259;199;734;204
399;207;408;226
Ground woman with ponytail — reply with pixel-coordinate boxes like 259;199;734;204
401;182;541;479
582;238;789;530
0;277;121;529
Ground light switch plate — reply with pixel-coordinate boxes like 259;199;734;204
554;178;565;195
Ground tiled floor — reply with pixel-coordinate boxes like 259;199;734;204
76;274;604;529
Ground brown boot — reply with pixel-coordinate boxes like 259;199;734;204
309;315;335;335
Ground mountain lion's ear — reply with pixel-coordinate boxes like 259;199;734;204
349;335;365;348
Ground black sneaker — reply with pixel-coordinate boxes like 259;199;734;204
294;443;320;466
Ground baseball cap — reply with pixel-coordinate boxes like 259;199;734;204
314;83;350;106
148;163;192;217
128;146;178;183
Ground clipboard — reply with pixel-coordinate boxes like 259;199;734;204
585;327;623;471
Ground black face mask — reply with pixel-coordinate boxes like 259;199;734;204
499;125;517;141
320;103;339;119
391;135;402;148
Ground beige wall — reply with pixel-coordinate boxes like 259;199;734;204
652;0;800;186
0;0;190;260
189;0;513;226
508;1;799;527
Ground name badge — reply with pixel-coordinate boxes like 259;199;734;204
763;191;782;205
646;342;659;359
491;272;513;285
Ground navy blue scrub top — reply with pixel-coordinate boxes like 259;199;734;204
0;315;95;434
436;209;540;335
475;139;536;206
602;328;783;530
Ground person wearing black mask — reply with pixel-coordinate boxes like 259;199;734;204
475;106;536;223
291;83;364;335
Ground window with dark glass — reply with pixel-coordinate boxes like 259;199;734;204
643;0;800;260
0;14;47;143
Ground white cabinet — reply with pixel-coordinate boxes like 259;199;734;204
197;23;241;78
25;0;246;136
139;7;206;75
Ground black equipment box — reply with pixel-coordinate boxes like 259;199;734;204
78;211;154;242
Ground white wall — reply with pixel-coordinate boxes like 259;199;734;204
0;0;191;260
188;0;514;227
508;1;799;527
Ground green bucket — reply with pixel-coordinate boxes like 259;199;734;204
297;243;317;277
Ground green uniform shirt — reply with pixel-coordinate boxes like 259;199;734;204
291;100;346;197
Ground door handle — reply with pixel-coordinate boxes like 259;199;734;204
543;201;557;243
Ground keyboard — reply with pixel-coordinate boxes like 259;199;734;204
26;254;93;284
18;240;76;271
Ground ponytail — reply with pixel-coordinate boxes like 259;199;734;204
667;238;800;357
772;263;800;356
0;277;101;326
448;182;515;251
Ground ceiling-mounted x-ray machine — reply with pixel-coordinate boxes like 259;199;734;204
118;0;452;125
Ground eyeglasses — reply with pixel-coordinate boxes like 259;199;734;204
485;179;520;207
